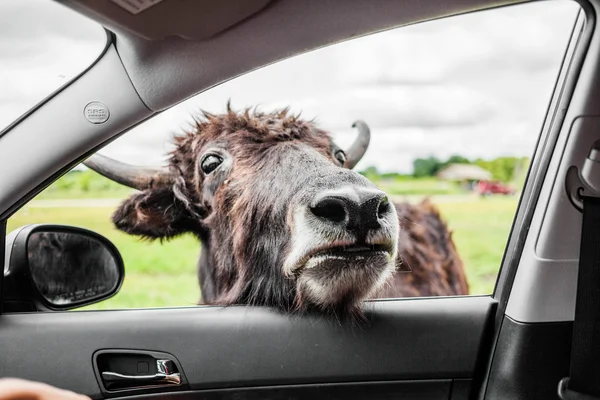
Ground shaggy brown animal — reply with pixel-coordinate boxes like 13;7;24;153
381;201;468;297
84;105;468;319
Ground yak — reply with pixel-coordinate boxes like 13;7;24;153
83;105;468;319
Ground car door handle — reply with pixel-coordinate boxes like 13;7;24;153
100;359;181;390
101;371;181;386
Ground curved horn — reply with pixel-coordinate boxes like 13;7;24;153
82;153;173;191
345;120;371;169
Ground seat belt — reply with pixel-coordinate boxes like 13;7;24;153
560;142;600;400
558;195;600;400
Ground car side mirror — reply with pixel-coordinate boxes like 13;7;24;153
3;224;124;312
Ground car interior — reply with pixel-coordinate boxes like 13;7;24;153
1;0;599;399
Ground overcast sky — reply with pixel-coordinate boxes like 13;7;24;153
0;0;581;173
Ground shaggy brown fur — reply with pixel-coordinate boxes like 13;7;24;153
108;105;469;317
377;201;469;298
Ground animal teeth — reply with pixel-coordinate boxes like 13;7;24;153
301;246;388;271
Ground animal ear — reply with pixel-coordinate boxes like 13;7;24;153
80;154;199;240
112;187;197;240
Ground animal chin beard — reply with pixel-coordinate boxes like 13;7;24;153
294;256;395;311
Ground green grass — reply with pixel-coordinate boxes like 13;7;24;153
36;188;134;200
36;171;135;200
7;194;518;310
375;177;464;196
435;196;516;294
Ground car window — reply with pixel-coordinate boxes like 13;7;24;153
7;0;581;311
0;0;107;132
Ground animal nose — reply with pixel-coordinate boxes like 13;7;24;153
310;187;391;232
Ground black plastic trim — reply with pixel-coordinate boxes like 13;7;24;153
485;316;572;399
0;220;6;312
451;379;473;400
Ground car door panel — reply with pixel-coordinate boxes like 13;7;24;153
107;380;453;400
0;296;494;399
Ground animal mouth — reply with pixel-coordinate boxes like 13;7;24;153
310;243;391;259
295;242;395;272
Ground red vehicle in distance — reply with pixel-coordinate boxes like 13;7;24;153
474;180;516;196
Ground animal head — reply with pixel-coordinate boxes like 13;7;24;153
84;105;399;318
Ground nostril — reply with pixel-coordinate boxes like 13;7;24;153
310;198;347;223
377;196;390;218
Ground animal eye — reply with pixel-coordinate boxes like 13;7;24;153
201;154;223;174
334;150;347;165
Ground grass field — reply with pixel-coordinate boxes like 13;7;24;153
7;194;519;310
377;177;464;196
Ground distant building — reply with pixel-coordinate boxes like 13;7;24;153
436;164;492;182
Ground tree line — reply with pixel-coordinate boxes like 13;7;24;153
360;155;530;184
